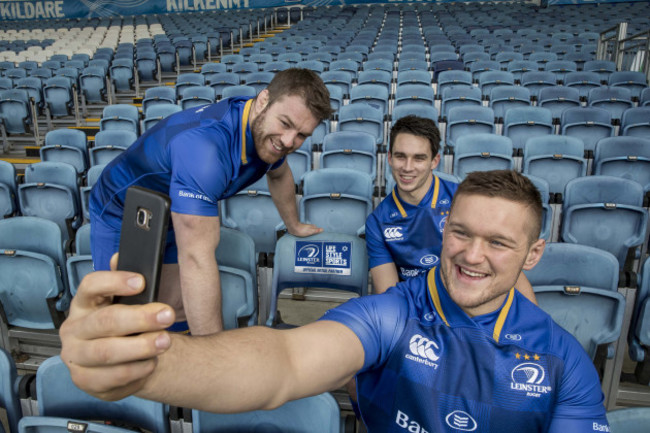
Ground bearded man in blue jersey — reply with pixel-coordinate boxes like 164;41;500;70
62;170;608;433
89;68;332;335
367;116;536;304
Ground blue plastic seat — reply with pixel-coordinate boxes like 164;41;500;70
362;58;393;74
446;105;495;148
42;77;74;118
453;133;514;179
180;86;215;110
478;70;515;100
266;231;369;326
594;137;650;192
562;175;648;268
524;242;624;360
357;70;392;93
564;71;602;100
41;129;88;175
521;71;557;100
142;86;176;113
537;86;581;122
641;87;650;106
337;103;384;146
109;58;134;92
583;60;616;83
0;216;70;324
99;104;139;135
192;393;340;433
35;356;170;433
503;106;554;152
0;160;17;219
0;348;21;433
606;407;650;433
244;71;274;95
507;60;539;83
391;103;439;126
469;60;500;83
608;71;648;100
394;83;435;110
90;130;137;166
175;72;205;99
300;168;374;237
79;66;107;103
440;85;482;122
350;83;389;118
587;86;634;123
620;106;650;138
329;59;359;82
560;107;614;153
523;135;586;194
489;85;531;122
221;85;257;99
0;89;32;134
543;60;577;83
320;131;377;182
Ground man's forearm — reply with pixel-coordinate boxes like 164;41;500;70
267;167;301;229
178;254;223;335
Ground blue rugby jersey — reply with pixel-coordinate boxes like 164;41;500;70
89;97;283;231
321;267;609;433
366;176;458;280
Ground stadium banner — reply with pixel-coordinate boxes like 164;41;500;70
0;0;645;20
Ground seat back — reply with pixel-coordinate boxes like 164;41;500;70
503;106;554;150
100;104;139;134
560;107;614;152
0;160;17;218
192;393;340;433
606;407;650;433
523;135;586;193
0;89;31;134
321;131;377;181
562;176;648;267
41;129;89;174
453;133;514;179
267;232;369;326
300;168;373;237
0;348;21;433
143;105;182;132
36;356;170;433
593;137;650;191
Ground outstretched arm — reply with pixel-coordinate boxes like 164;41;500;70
267;161;322;237
60;261;364;411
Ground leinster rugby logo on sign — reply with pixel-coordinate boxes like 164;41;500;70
294;241;352;276
510;363;552;398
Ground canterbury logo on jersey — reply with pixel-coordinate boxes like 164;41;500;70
383;227;404;241
405;334;440;369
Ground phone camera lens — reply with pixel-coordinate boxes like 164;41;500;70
136;208;149;228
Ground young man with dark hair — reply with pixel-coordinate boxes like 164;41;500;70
89;68;332;335
62;170;608;433
366;116;536;304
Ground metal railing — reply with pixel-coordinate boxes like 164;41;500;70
598;22;650;80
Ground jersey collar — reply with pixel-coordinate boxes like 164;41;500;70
426;267;516;343
240;98;253;165
391;174;440;218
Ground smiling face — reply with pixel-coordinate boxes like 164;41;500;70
387;132;441;205
250;90;320;165
440;193;545;317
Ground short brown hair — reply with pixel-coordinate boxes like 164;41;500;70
389;115;441;158
265;68;333;122
452;170;543;242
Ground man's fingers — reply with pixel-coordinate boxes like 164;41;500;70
68;359;158;401
62;330;171;368
69;302;174;340
70;270;145;312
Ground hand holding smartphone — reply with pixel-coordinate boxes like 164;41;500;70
114;186;171;305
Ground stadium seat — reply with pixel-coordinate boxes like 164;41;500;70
0;348;21;433
560;107;614;154
350;84;389;118
337;103;384;146
606;407;650;433
79;66;107;104
453;133;514;179
507;60;539;83
524;242;624;360
391;103;439;126
587;86;634;124
521;71;557;100
537;86;581;123
583;60;616;83
478;70;515;100
0;160;17;219
35;356;170;433
300;168;374;237
436;70;473;100
503;106;554;152
66;224;93;297
593;137;650;192
564;71;603;100
90;130;137;166
142;86;176;113
446;106;495;148
18;162;81;240
244;71;274;95
440;85;482;122
489;85;531;122
523;174;553;240
266;231;369;326
142;104;182;132
180;86;215;110
99;104;139;135
109;58;134;92
0;89;33;135
609;71;648;100
192;393;340;433
561;176;648;268
543;60;578;83
175;73;205;100
523;135;587;194
320;131;377;182
41;129;89;175
394;84;436;110
620;106;650;138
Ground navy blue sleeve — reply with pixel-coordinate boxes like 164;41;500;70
318;287;411;372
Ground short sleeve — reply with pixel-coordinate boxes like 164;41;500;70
168;127;231;216
365;212;394;269
547;334;609;433
319;287;410;372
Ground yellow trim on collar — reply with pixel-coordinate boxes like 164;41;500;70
241;99;253;165
427;267;450;327
391;174;440;218
431;175;440;209
391;188;407;218
493;288;515;343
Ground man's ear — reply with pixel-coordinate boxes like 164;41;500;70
255;89;269;112
522;238;546;271
430;153;441;171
